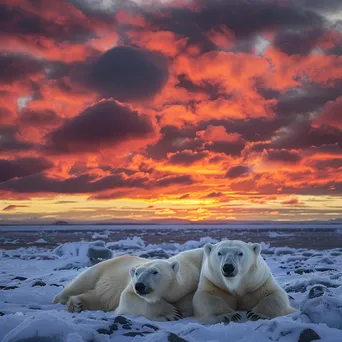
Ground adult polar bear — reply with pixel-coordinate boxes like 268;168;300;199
53;248;203;321
193;240;296;324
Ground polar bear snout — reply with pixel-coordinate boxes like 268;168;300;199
222;263;237;277
134;282;151;296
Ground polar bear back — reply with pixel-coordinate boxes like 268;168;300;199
163;248;204;303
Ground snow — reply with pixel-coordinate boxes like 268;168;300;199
1;228;342;342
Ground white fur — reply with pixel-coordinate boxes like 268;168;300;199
193;240;296;324
52;248;203;321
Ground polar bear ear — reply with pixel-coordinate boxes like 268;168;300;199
204;243;213;256
170;261;180;273
129;266;137;279
251;243;261;255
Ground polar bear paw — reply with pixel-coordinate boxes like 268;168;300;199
67;296;84;313
246;310;269;321
164;307;183;321
223;312;242;324
52;292;67;304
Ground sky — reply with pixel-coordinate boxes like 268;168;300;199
0;0;342;224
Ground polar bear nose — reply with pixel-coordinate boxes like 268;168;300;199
135;282;146;293
223;263;235;276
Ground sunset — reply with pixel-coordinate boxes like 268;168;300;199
0;0;341;224
1;1;342;340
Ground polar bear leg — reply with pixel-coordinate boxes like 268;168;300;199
116;291;183;322
193;288;240;324
247;290;294;320
66;290;103;312
52;267;96;304
174;291;195;317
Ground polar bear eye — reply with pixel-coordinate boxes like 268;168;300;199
217;252;222;256
238;252;243;257
152;271;158;275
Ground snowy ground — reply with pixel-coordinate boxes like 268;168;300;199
1;225;342;342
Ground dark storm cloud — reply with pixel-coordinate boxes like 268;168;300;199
274;82;342;117
273;27;325;56
0;127;34;152
265;149;302;163
199;118;288;142
18;109;62;127
147;125;202;160
0;173;148;193
298;0;342;13
0;1;93;43
250;124;342;153
141;0;323;53
168;151;208;165
175;74;223;100
0;157;53;183
205;140;246;157
225;165;251;179
0;172;195;193
0;53;43;84
88;46;169;102
153;175;194;187
44;100;154;154
310;158;342;170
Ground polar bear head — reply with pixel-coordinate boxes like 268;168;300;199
204;239;261;285
129;260;180;303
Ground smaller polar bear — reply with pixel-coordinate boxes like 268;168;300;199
193;240;296;324
53;248;203;321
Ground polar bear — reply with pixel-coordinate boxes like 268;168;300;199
52;248;203;321
193;240;295;324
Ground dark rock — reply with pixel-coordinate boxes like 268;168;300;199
114;315;131;325
0;312;4;316
88;246;112;263
13;276;27;281
309;285;327;299
122;324;131;330
294;269;314;275
298;328;321;342
108;323;118;332
142;324;159;331
31;280;46;287
97;328;112;335
0;285;18;290
168;333;189;342
315;267;337;272
123;332;152;337
139;249;170;259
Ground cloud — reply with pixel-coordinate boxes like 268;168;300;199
281;197;303;206
143;0;323;51
0;53;43;84
310;158;342;170
0;157;53;183
18;108;62;127
2;205;29;211
225;165;251;179
0;173;148;193
88;46;169;102
153;175;194;187
314;96;342;131
0;1;94;43
204;191;223;198
273;27;325;56
44;100;155;154
264;149;302;163
0;127;34;152
168;150;208;165
147;125;201;160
